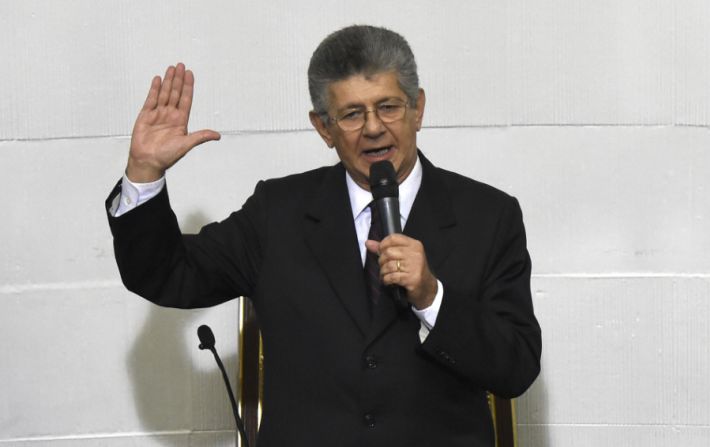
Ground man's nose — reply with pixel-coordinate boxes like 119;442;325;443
362;109;386;136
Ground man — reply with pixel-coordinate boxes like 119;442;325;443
107;25;541;447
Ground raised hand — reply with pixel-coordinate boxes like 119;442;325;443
126;63;221;182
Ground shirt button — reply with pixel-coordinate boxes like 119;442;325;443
124;196;132;205
363;413;376;428
365;355;378;369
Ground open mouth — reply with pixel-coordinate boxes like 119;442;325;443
363;146;393;157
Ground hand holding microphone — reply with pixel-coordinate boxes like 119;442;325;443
366;161;438;311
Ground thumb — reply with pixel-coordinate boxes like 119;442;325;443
365;240;380;255
185;129;221;150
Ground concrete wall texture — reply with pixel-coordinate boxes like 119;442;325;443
1;1;708;445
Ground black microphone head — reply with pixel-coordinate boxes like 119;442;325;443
369;161;399;199
197;325;215;350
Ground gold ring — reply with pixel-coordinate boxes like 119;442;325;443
396;260;402;272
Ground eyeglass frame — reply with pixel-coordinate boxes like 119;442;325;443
325;98;411;132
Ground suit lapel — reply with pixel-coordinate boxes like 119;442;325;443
366;153;457;343
403;154;456;277
304;164;371;337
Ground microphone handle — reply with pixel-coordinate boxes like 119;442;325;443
376;197;402;234
375;197;409;309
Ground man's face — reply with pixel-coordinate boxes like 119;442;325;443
310;71;425;190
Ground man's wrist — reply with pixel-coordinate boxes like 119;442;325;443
126;158;165;183
411;279;444;330
412;274;438;310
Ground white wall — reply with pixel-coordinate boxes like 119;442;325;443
1;1;708;445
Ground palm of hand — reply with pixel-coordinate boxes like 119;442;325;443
131;104;190;170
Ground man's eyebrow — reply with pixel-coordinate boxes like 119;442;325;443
337;102;365;112
337;97;404;111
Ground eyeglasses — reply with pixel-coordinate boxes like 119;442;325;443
329;100;410;132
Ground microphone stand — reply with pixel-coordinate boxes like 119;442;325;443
198;325;250;447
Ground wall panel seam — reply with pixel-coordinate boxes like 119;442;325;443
0;429;236;443
2;273;708;295
0;280;123;294
2;123;709;143
532;273;710;279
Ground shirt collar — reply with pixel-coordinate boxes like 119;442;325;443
346;156;423;221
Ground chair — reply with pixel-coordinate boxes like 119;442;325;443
237;299;517;447
488;393;518;447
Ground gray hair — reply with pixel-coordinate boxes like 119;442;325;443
308;25;419;122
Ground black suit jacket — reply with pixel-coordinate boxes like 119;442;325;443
107;152;541;447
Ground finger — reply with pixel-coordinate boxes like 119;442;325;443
381;271;406;287
141;76;161;111
378;235;413;253
380;259;417;275
365;240;380;255
169;63;185;107
170;130;220;165
380;233;412;246
378;247;405;265
380;258;405;276
157;65;175;106
178;69;195;115
184;129;221;151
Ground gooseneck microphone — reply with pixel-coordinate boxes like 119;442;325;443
197;325;216;350
197;325;250;447
369;160;408;309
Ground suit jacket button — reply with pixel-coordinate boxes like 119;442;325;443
363;413;376;428
365;355;378;369
437;350;457;364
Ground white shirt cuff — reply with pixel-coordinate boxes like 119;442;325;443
412;279;444;342
111;174;166;217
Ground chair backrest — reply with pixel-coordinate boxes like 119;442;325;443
488;393;518;447
238;299;262;446
237;299;517;447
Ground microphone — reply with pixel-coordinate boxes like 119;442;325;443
197;324;215;350
369;160;408;309
197;325;250;447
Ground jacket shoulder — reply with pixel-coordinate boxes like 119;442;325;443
430;164;517;209
260;165;336;194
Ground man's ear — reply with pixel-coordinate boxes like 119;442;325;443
414;88;426;131
309;111;335;148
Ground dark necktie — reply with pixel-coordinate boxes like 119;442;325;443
364;202;384;307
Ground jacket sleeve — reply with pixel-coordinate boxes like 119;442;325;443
105;179;267;309
421;196;541;398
